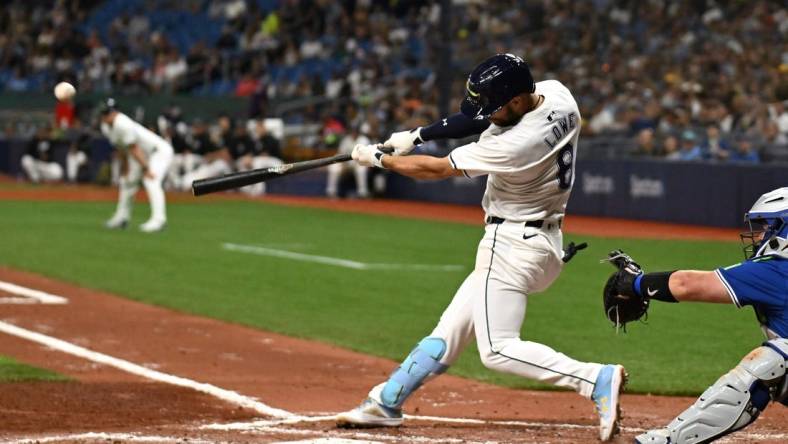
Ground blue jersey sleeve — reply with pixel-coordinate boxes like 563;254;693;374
716;257;787;309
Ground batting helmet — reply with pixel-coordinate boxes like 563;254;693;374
460;54;535;120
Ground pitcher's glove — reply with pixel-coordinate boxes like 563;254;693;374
602;250;649;329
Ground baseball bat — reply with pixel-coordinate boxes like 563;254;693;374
191;146;390;196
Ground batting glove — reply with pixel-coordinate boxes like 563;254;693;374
352;144;387;168
383;128;423;156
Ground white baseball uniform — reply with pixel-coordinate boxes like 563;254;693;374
371;80;603;402
21;137;63;183
101;112;174;226
326;133;371;198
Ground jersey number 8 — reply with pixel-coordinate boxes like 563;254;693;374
556;143;574;190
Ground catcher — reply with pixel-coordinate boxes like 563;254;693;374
602;187;788;444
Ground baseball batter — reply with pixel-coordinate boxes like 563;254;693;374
337;54;626;441
100;98;173;232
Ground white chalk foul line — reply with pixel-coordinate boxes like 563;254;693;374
0;280;68;304
0;320;292;419
221;243;464;272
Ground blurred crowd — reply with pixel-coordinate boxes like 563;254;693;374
1;0;787;164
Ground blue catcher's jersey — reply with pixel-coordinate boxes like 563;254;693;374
715;256;788;339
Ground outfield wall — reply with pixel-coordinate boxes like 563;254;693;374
386;159;784;228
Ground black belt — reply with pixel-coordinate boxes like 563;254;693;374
485;216;562;230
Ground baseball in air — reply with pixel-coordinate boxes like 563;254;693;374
54;82;76;101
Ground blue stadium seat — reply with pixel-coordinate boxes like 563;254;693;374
84;0;227;56
256;0;280;13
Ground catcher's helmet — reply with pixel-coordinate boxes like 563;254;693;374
741;187;788;259
98;97;118;115
460;53;535;120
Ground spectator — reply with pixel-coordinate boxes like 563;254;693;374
729;136;760;164
674;130;704;161
321;114;346;152
54;96;76;129
662;134;681;160
768;100;788;144
631;128;662;157
701;125;730;161
21;126;63;183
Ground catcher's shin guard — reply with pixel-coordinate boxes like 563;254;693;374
379;337;447;409
637;339;787;444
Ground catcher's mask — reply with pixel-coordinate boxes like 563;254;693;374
740;187;788;259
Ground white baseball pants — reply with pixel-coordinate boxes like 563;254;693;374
167;152;203;190
113;145;173;224
237;156;283;196
21;155;63;182
407;221;602;398
66;150;87;182
180;158;232;192
326;162;369;198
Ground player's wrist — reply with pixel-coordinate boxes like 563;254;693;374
633;274;644;297
373;150;388;169
639;272;678;303
413;127;424;145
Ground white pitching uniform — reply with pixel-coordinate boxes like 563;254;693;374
102;113;174;231
434;80;602;394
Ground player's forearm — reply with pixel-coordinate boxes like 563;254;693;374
129;145;149;170
668;270;731;304
381;154;458;180
419;113;490;142
631;269;731;304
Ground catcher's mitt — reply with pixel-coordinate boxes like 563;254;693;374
602;249;649;330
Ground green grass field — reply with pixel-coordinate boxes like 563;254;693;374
0;198;760;395
0;355;69;382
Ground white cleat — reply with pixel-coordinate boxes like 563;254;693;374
592;364;627;441
335;398;403;428
105;214;128;229
139;219;166;233
634;428;671;443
